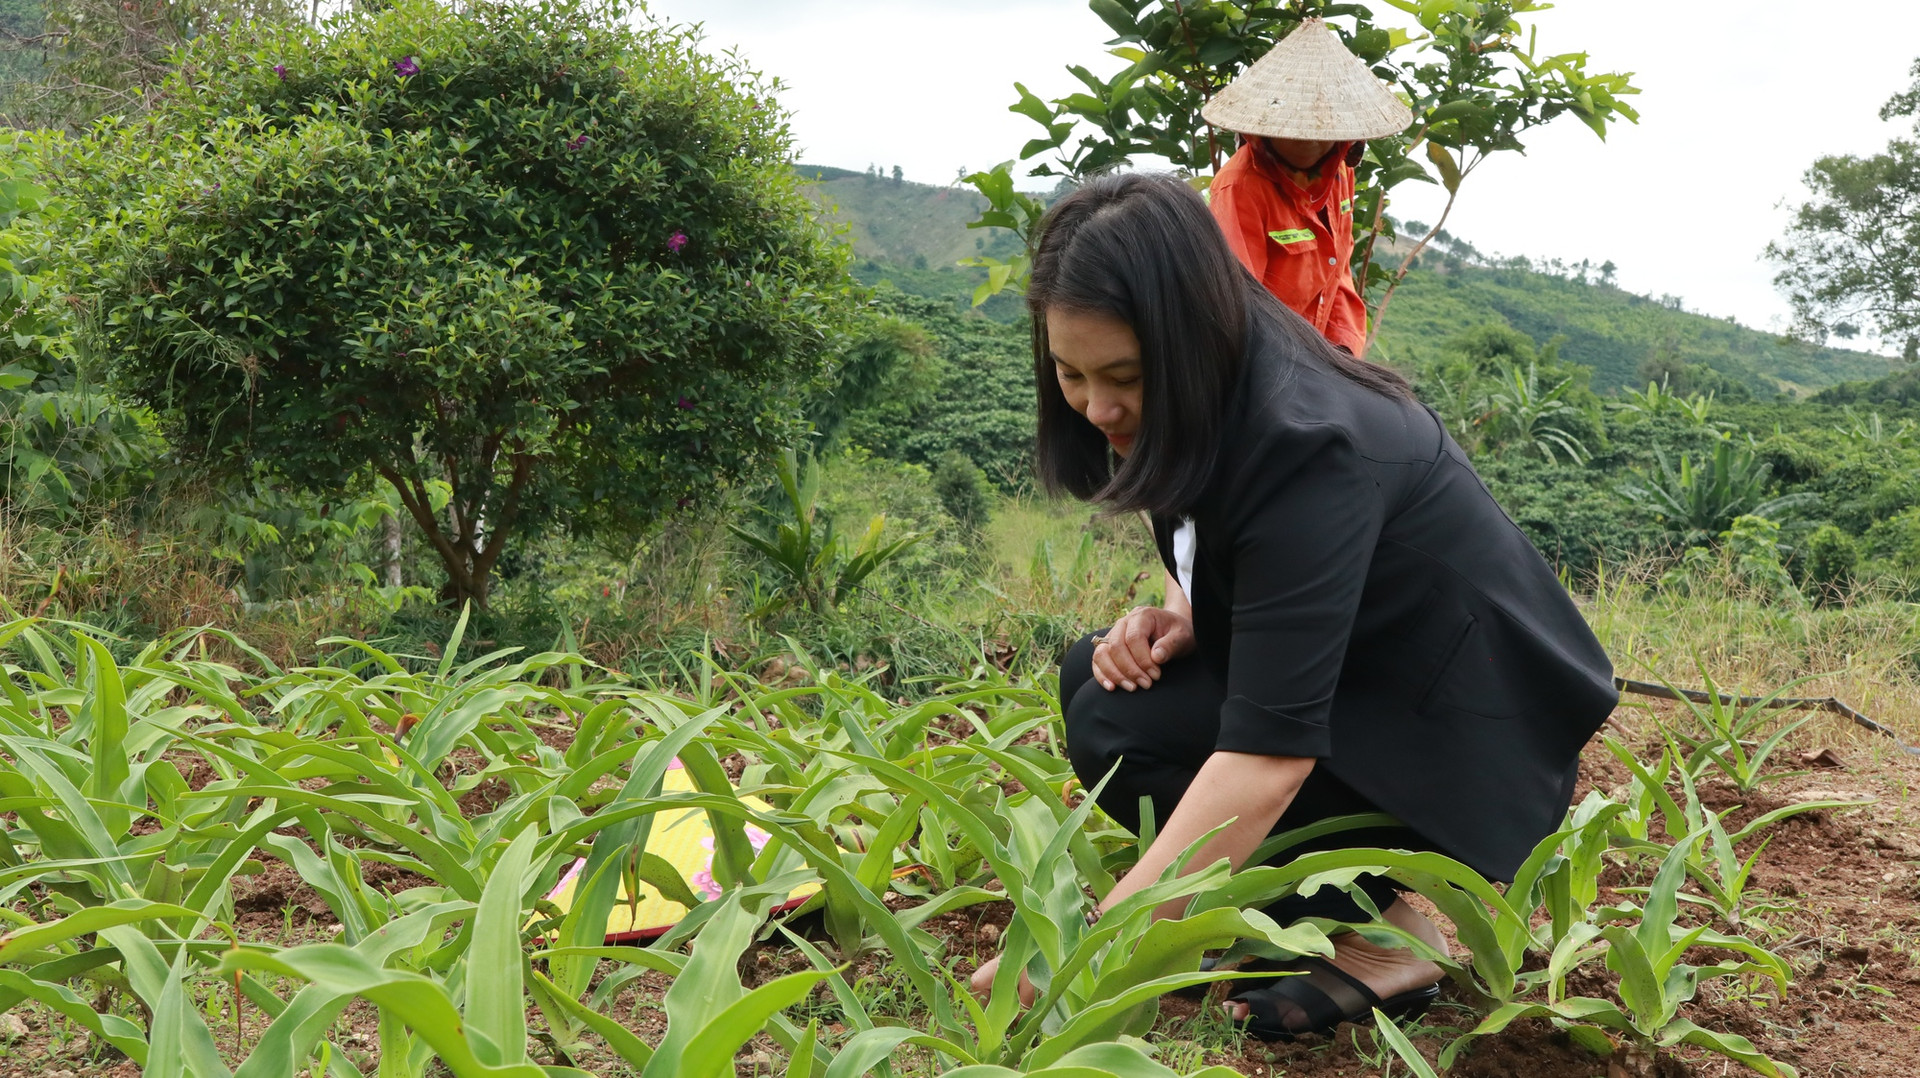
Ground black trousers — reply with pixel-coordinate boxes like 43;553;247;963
1060;633;1422;924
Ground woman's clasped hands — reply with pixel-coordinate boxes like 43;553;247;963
1091;605;1195;692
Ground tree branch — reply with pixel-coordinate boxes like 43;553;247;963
380;464;475;597
472;451;534;581
1362;154;1479;357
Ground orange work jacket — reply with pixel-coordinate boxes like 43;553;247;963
1209;140;1368;355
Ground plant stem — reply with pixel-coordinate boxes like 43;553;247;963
1362;180;1461;358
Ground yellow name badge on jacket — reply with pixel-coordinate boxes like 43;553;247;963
1268;228;1317;247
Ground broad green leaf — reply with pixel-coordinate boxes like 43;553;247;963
1426;141;1462;192
467;824;539;1067
217;945;547;1078
0;969;150;1063
0;900;201;965
1660;1017;1799;1078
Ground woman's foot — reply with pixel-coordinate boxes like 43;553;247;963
1223;898;1446;1029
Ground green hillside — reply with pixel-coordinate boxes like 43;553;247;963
802;166;1895;396
1371;258;1893;396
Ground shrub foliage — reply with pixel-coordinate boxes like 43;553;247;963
64;0;850;605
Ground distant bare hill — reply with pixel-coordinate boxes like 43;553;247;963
798;165;1025;270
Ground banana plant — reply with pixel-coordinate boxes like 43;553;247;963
1476;360;1592;464
1619;437;1815;544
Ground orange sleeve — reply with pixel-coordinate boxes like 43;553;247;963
1209;180;1269;283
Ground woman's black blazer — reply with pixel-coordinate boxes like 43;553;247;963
1151;327;1617;881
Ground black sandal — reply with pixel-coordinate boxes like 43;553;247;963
1225;955;1439;1041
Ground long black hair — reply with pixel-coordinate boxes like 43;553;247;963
1029;172;1411;515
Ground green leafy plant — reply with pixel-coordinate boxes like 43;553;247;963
1477;360;1592;464
0;596;1844;1078
1800;522;1859;602
1834;405;1916;446
1513;792;1627;951
1371;1007;1443;1077
1652;662;1820;792
936;1043;1245;1077
1193;845;1539;1008
961;0;1638;348
1443;830;1800;1078
1612;377;1684;417
730;449;923;617
1621;437;1815;544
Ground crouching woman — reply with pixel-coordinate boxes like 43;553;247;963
969;173;1617;1040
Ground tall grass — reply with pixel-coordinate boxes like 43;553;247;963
1;488;1168;694
1585;557;1920;741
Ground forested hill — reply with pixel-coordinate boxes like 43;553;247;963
801;165;1893;397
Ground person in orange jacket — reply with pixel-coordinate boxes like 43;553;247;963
1202;18;1411;355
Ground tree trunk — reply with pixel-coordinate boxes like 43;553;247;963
380;467;492;609
378;451;531;612
438;564;489;609
383;512;403;588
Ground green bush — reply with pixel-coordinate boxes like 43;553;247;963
62;0;851;606
816;447;962;577
1724;514;1801;603
810;314;938;449
1475;455;1664;575
1861;505;1920;591
1799;522;1858;601
932;451;994;535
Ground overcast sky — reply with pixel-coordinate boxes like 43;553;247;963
651;1;1920;350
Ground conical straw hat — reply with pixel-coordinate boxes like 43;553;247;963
1201;18;1412;141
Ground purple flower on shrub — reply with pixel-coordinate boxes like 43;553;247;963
676;396;695;411
666;231;688;254
393;55;420;77
273;63;287;81
566;134;588;151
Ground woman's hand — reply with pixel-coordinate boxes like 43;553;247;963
1092;605;1195;691
969;953;1037;1007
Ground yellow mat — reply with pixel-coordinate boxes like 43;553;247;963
543;758;822;941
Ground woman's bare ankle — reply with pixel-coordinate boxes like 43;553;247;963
1325;899;1446;996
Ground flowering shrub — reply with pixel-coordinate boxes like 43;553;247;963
61;0;851;605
